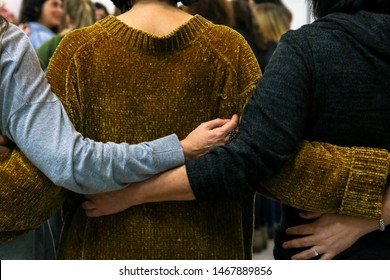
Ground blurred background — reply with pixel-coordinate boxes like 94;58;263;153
4;0;313;29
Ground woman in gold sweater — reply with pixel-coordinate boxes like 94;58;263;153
40;0;389;259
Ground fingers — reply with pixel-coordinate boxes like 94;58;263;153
203;114;239;131
285;224;314;236
81;199;95;210
0;146;11;154
0;135;12;145
299;211;322;219
82;199;106;217
283;235;316;249
85;209;103;218
291;248;335;260
221;115;239;132
291;247;320;260
203;118;231;130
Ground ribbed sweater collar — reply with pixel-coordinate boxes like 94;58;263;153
98;15;211;53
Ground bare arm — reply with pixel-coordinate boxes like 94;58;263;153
83;165;192;217
83;141;389;218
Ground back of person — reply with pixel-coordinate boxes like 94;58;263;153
47;0;261;259
271;10;390;259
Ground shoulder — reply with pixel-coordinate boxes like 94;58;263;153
198;22;257;65
2;23;32;53
48;23;104;71
58;24;103;53
205;23;249;48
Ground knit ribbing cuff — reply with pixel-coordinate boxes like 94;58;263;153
340;147;388;219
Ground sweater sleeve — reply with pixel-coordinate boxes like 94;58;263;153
186;31;388;219
261;141;388;219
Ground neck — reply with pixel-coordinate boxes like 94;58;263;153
131;0;177;8
117;0;192;36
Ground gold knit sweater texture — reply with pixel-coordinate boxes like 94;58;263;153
47;15;261;260
0;151;67;243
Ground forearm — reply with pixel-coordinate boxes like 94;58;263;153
131;165;195;205
9;101;184;194
262;141;389;219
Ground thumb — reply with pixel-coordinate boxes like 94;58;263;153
299;211;322;219
221;114;239;131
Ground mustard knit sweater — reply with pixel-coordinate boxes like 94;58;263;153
48;15;260;259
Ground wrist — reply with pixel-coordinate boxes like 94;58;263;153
180;140;191;161
387;153;390;175
382;184;390;228
379;218;386;231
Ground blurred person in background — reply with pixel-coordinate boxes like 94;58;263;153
19;0;64;49
251;1;292;253
250;0;283;5
252;2;291;72
94;2;109;21
37;0;95;70
0;0;17;24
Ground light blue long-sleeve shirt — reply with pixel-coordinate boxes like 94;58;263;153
26;22;55;50
0;23;184;194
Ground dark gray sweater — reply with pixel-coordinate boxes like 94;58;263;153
186;11;390;259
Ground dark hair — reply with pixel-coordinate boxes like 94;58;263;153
94;2;109;15
0;15;9;36
110;0;199;13
20;0;47;23
310;0;390;18
253;0;283;4
182;0;234;26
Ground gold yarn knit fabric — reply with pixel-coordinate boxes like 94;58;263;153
47;15;261;259
262;142;388;220
0;150;67;243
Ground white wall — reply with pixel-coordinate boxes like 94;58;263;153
91;0;116;14
5;0;22;21
282;0;312;30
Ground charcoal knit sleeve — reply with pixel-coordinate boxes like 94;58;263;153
186;31;388;219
